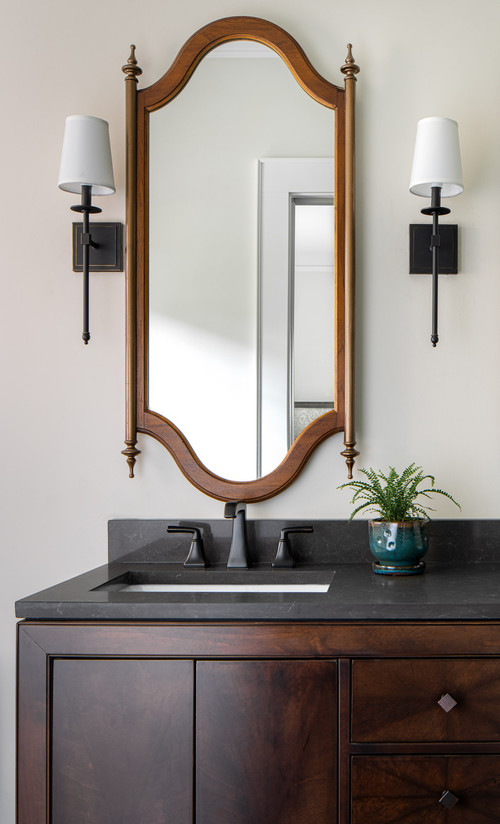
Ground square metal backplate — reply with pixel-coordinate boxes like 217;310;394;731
72;222;123;272
409;224;458;275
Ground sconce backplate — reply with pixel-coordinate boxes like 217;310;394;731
409;223;458;275
72;222;123;272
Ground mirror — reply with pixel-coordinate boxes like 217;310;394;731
122;17;359;502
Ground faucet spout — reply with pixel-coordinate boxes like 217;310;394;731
224;502;248;569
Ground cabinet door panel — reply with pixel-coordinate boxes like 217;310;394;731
352;755;500;824
196;659;336;824
51;658;193;824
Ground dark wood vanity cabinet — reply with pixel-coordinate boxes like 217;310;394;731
17;621;500;824
17;624;337;824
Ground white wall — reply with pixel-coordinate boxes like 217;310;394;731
3;0;500;819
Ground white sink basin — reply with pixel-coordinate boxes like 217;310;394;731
121;582;330;594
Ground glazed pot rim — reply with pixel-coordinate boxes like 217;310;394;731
368;518;430;526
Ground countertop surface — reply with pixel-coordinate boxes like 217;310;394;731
15;561;500;621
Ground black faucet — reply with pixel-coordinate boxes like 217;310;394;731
224;502;248;568
167;525;207;567
272;526;314;568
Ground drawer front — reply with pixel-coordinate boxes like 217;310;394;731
351;658;500;742
352;756;500;824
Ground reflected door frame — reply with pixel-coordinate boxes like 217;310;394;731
258;158;334;476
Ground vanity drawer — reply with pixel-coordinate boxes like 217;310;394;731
351;755;500;824
351;658;500;742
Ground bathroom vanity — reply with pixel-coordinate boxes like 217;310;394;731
16;520;500;823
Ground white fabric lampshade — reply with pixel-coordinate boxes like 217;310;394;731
409;117;463;198
58;115;115;195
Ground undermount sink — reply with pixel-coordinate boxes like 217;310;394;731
94;568;334;596
121;582;330;594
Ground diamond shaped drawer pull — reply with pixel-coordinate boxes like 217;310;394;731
437;692;458;712
439;790;459;809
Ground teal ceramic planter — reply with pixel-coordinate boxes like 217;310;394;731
368;519;429;575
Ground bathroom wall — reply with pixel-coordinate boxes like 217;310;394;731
3;0;500;819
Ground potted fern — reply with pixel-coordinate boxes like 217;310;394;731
338;463;460;575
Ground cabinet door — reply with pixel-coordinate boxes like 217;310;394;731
196;659;337;824
51;658;193;824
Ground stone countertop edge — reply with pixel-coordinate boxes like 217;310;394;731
15;561;500;621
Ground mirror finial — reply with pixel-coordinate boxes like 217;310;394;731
122;442;141;478
341;445;360;479
122;45;143;81
341;44;360;80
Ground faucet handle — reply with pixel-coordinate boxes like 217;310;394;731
272;526;314;568
167;526;207;568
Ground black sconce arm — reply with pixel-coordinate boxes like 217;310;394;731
70;184;102;344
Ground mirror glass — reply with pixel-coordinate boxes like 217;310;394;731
148;40;334;481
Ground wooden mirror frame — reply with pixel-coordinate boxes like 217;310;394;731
122;16;359;502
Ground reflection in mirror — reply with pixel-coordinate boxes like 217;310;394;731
292;199;335;442
148;42;334;481
258;159;334;477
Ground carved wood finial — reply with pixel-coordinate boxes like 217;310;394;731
341;444;360;479
341;44;360;80
122;45;142;81
122;441;141;478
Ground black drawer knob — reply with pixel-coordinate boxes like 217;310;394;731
439;790;459;809
437;693;458;712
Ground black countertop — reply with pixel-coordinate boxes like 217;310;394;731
16;519;500;621
15;561;500;621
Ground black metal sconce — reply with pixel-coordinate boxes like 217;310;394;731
409;117;463;346
58;115;118;344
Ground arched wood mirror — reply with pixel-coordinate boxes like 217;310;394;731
122;16;359;502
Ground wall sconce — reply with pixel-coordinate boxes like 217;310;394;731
58;115;119;344
409;117;463;346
